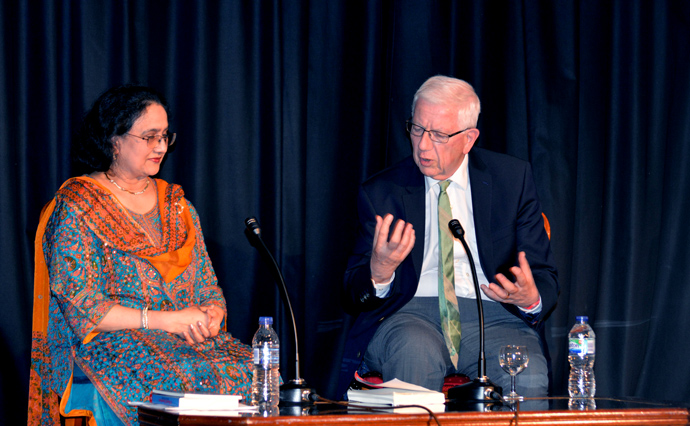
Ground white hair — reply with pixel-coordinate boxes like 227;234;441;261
411;75;481;128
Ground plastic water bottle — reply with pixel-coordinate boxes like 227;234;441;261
568;316;596;398
250;317;280;409
569;396;596;410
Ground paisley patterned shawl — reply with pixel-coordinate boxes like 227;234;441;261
29;176;196;426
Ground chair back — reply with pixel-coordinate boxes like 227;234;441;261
542;212;551;240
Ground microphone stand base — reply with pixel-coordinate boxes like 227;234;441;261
279;379;316;406
447;378;503;412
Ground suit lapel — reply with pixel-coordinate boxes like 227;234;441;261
403;168;426;281
468;152;493;276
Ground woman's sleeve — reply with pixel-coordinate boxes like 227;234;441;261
45;201;118;342
185;199;227;312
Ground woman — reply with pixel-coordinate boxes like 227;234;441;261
29;85;252;426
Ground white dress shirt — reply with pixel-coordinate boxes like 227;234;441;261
374;156;491;301
415;156;493;300
373;155;542;313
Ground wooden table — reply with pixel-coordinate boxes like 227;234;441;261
139;397;690;426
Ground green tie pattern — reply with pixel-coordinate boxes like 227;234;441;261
438;180;462;368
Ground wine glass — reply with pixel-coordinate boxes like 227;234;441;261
499;345;529;402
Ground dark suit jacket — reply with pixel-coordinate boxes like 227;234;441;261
337;148;559;397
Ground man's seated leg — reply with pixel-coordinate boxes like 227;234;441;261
456;299;548;398
363;298;452;391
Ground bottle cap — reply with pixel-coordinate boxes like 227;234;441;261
259;316;273;325
576;315;588;322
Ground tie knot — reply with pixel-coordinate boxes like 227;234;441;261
439;180;451;192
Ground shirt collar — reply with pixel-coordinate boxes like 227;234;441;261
424;154;469;193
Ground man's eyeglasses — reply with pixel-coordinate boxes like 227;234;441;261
125;132;176;148
406;120;471;144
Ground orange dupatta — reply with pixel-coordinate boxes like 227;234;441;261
28;177;196;426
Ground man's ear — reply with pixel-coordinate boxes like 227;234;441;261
462;128;480;154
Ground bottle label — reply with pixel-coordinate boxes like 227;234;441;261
253;346;280;365
569;337;595;355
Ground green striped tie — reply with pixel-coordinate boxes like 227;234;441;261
438;180;462;368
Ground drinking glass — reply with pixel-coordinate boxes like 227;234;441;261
499;345;529;402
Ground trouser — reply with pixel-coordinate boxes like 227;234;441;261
364;297;548;396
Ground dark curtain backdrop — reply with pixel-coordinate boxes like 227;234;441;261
2;0;690;423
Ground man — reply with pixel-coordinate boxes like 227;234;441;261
338;75;558;399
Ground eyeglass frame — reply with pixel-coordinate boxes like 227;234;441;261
405;120;472;144
125;132;176;148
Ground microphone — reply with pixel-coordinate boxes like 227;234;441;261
244;217;316;406
448;219;464;238
446;219;503;408
245;217;261;236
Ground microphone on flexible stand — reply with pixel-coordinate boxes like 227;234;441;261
446;219;503;410
244;217;316;408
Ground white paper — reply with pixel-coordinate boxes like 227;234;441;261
369;378;437;392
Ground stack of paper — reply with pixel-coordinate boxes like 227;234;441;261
347;379;446;413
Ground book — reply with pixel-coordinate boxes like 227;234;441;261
129;400;257;416
348;402;447;414
150;390;242;410
347;387;445;406
353;374;434;392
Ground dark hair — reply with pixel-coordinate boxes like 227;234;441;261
72;84;169;175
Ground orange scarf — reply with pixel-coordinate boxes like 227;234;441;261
29;177;196;426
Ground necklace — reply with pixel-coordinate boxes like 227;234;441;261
104;172;150;195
